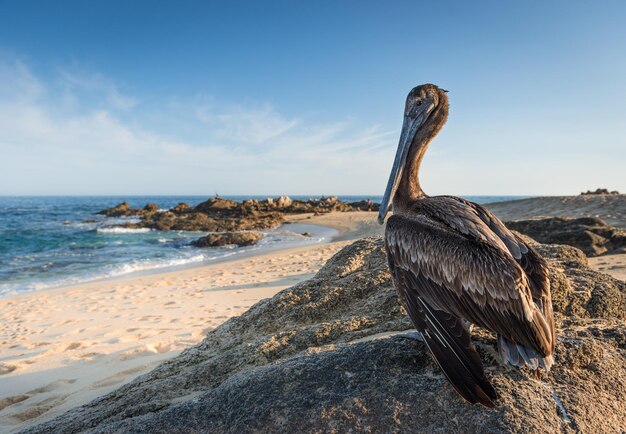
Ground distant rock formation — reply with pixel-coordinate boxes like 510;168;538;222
505;216;626;256
96;196;380;233
581;188;620;195
191;232;263;248
25;237;626;433
96;202;135;217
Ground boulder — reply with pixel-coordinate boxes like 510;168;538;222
191;232;263;248
349;199;380;212
143;203;158;213
96;202;160;218
194;197;239;213
275;195;292;207
24;237;626;434
170;202;191;214
96;202;133;217
505;217;626;256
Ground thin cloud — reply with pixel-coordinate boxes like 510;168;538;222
0;57;396;195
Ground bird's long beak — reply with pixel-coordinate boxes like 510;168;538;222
377;112;427;225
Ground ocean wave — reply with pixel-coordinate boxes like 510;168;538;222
0;253;218;296
97;227;152;234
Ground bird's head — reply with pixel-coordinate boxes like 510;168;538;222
377;84;449;224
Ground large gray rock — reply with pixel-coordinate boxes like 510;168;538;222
23;238;626;434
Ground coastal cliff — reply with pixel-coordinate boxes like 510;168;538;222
24;236;626;434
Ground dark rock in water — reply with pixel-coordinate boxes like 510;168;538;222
191;232;263;248
505;216;626;256
581;188;620;195
143;203;158;213
97;202;160;218
301;232;312;237
24;237;626;434
170;202;191;214
96;202;133;217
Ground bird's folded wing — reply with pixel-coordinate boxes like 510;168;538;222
394;264;498;406
385;214;552;355
419;195;528;260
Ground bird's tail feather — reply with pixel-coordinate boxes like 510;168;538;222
498;335;554;371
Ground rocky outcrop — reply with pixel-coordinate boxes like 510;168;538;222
505;217;626;256
96;202;158;218
24;236;626;434
191;232;263;248
98;196;380;233
96;202;136;217
581;188;620;195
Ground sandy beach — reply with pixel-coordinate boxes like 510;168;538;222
1;197;624;432
0;212;377;432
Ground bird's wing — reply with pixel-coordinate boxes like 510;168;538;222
385;213;554;359
434;196;556;349
390;261;498;407
420;195;528;260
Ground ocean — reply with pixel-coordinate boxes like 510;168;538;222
0;195;526;296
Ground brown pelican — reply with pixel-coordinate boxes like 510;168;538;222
378;84;555;407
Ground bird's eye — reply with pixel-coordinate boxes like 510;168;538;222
416;100;423;106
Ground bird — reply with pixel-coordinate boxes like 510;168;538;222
377;84;555;407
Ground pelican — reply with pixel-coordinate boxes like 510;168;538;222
378;84;555;407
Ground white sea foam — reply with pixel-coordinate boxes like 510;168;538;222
97;227;152;234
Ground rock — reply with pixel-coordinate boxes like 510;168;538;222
301;232;312;237
101;196;381;233
581;188;619;195
170;202;191;214
25;238;626;434
275;195;292;207
96;202;133;217
191;232;263;248
96;202;160;218
349;199;380;212
194;197;240;213
505;217;626;256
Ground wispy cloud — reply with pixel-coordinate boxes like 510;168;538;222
58;68;138;110
0;56;396;195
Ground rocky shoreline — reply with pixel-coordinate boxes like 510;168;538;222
97;196;379;239
23;234;626;433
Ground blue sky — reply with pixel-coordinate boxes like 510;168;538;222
1;1;625;195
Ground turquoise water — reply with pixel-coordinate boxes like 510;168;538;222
0;195;527;295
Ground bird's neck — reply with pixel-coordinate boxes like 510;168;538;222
394;138;429;208
393;103;448;211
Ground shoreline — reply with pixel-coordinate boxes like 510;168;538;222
0;212;378;432
2;196;624;431
0;220;341;300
